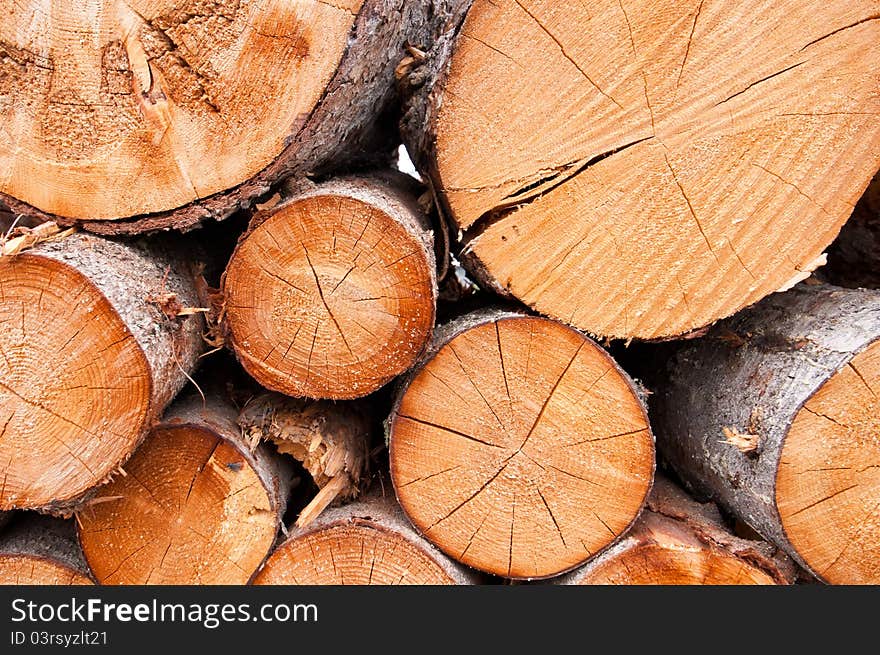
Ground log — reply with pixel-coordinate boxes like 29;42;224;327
76;392;291;585
251;486;479;585
647;283;880;584
555;476;794;585
399;0;880;340
826;171;880;289
0;1;463;234
387;310;655;579
0;514;93;584
0;231;203;512
238;391;372;527
223;174;437;399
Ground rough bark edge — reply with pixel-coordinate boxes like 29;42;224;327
5;232;204;514
385;307;656;580
77;391;293;584
647;283;880;580
252;483;481;585
0;514;94;583
221;172;438;398
0;1;465;235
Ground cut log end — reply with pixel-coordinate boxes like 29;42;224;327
414;0;880;339
252;491;475;585
77;409;284;585
224;179;436;399
389;313;654;579
0;0;362;221
0;515;93;585
0;555;94;585
0;254;150;509
568;512;777;585
253;521;458;585
777;339;880;585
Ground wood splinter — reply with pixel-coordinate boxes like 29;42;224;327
238;392;372;528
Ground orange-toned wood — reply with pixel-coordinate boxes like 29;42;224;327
77;393;290;585
403;0;880;339
777;340;880;585
252;489;478;585
649;284;880;584
0;232;203;511
224;175;436;399
388;310;654;579
558;477;793;585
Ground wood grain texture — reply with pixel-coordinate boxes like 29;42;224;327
402;0;880;339
77;393;291;585
0;1;464;233
223;174;436;399
0;232;203;512
556;477;793;585
251;487;479;585
388;310;654;579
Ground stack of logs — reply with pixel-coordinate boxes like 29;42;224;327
0;0;877;585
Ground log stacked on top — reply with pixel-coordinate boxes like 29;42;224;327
0;0;877;585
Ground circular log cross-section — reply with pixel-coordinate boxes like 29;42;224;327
388;312;654;579
0;233;203;512
77;395;290;585
0;1;455;233
224;177;436;399
252;491;476;585
0;515;93;585
404;0;880;339
650;284;880;584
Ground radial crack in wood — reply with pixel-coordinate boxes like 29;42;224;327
402;0;880;339
646;283;880;584
251;488;478;585
0;232;203;511
76;393;291;585
223;175;436;399
388;310;654;579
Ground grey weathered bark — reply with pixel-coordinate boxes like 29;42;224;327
238;392;372;527
251;485;481;585
0;231;204;512
0;514;93;584
1;1;471;235
646;283;880;582
555;476;795;585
